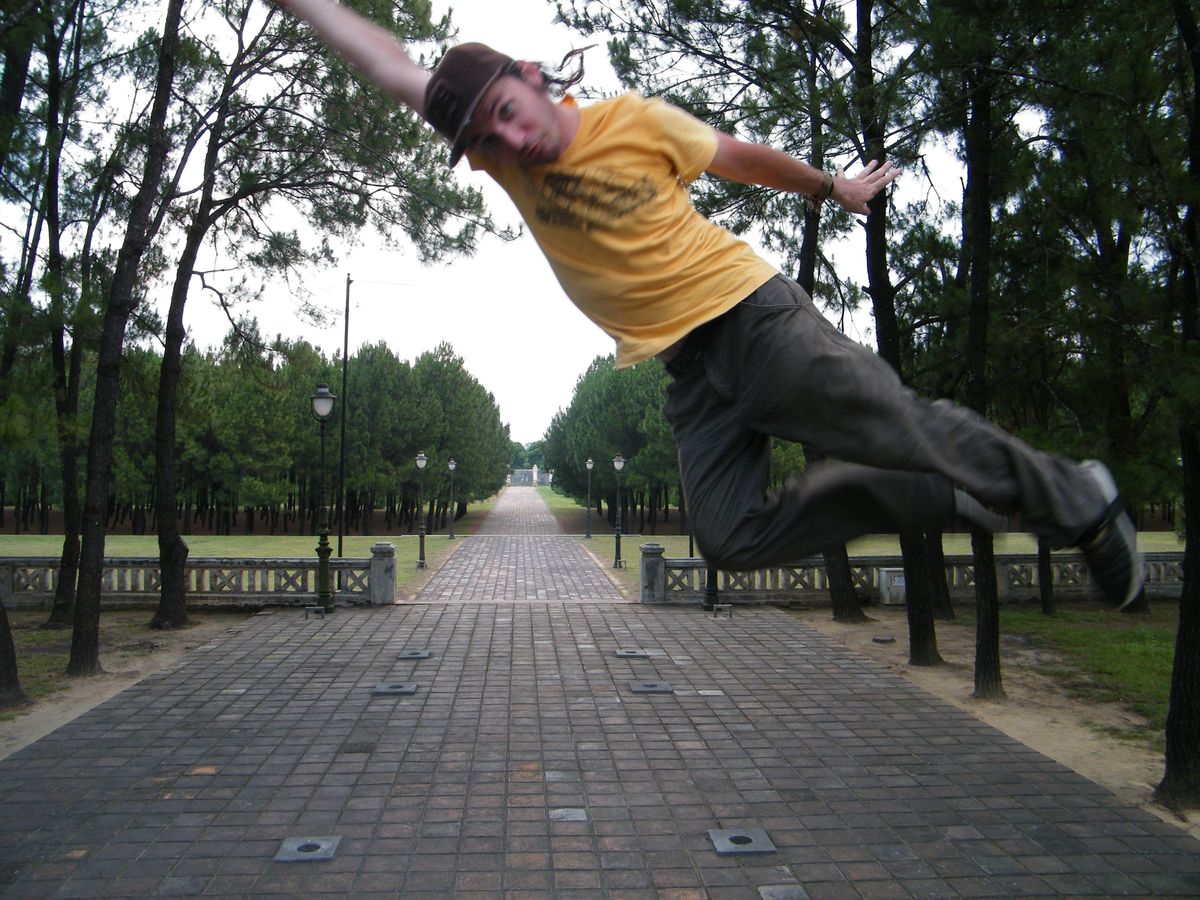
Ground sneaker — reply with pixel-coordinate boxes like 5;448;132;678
954;489;1007;533
1077;460;1143;609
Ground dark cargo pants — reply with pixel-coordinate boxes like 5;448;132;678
662;274;1109;570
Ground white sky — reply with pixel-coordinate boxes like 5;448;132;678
180;0;883;445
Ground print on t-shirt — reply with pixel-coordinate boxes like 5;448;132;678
530;169;658;231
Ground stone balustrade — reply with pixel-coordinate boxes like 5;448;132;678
639;543;1184;606
0;543;397;609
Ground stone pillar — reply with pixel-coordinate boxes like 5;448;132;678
640;543;666;604
369;543;396;605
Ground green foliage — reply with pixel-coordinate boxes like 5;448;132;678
0;323;510;532
542;354;673;502
410;342;511;503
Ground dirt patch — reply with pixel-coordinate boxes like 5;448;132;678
790;605;1200;840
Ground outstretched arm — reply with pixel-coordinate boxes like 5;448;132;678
273;0;430;116
706;131;898;215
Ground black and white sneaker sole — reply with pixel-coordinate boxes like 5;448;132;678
1079;460;1144;610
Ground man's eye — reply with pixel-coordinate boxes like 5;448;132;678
499;102;513;120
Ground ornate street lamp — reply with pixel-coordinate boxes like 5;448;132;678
585;458;594;539
612;453;625;568
415;451;427;568
311;384;337;613
447;458;457;540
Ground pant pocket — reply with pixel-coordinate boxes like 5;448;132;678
701;312;740;402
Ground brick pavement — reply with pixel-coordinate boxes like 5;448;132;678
0;486;1198;897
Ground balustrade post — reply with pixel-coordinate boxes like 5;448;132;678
639;543;666;604
369;543;396;605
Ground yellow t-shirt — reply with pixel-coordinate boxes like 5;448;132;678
471;92;777;368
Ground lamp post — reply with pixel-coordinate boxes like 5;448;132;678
612;453;625;568
415;451;427;568
337;274;350;558
311;384;337;613
585;458;594;538
447;458;456;540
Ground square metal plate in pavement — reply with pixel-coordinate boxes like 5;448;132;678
275;836;341;862
371;682;419;696
629;681;674;694
708;828;777;855
614;648;648;658
398;650;431;660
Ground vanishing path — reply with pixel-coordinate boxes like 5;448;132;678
416;486;627;604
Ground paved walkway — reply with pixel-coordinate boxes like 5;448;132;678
419;488;626;604
0;486;1198;898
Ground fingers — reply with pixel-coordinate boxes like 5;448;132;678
865;161;898;183
852;160;901;184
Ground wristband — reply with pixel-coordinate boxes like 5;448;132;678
805;171;834;212
816;171;834;201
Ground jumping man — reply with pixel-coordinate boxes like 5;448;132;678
274;0;1143;608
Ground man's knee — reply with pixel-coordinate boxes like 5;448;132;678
691;512;757;570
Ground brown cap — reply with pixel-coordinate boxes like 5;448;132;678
424;42;515;166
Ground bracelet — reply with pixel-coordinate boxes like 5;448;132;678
804;171;834;213
816;170;834;202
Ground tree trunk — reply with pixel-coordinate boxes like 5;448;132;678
797;27;822;298
825;545;866;623
972;531;1005;699
901;529;943;666
0;601;24;708
678;482;686;536
852;0;939;655
150;67;238;627
0;4;35;179
68;0;182;675
1157;0;1200;810
1037;538;1055;615
962;52;1004;696
45;242;84;628
926;529;955;620
150;223;203;630
1158;424;1200;808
